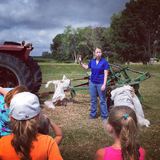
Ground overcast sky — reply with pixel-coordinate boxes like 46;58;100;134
0;0;129;56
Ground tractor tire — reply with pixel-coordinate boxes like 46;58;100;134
0;53;33;90
27;57;42;93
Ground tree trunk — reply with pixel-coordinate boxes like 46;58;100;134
147;30;151;59
73;51;78;63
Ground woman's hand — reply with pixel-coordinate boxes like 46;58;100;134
101;84;106;91
79;55;89;70
78;55;82;64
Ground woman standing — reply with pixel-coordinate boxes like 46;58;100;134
79;48;109;120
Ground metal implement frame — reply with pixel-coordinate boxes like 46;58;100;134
70;64;151;102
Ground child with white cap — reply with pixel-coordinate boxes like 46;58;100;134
0;92;63;160
2;85;63;145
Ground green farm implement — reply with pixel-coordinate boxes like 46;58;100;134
70;64;151;105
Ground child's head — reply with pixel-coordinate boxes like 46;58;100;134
107;106;140;160
9;91;41;160
5;85;28;107
10;92;41;120
107;106;138;137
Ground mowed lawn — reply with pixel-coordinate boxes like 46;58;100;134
39;60;160;160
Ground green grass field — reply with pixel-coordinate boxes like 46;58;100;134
39;61;160;160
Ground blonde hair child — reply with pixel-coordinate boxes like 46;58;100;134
95;106;145;160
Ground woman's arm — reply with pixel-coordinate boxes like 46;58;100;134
80;61;89;70
79;55;89;70
101;70;108;91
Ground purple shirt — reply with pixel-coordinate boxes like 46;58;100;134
104;146;145;160
88;58;109;84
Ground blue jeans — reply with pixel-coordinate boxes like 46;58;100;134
89;81;108;119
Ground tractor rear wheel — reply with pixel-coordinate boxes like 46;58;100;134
0;53;33;90
27;57;42;93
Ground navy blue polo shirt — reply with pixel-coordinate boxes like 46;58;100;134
88;58;109;84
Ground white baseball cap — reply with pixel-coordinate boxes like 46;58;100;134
10;92;41;120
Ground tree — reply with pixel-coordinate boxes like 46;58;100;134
42;51;52;58
110;0;160;63
51;26;111;62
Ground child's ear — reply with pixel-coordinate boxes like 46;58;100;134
106;123;114;135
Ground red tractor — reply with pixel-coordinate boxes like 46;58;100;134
0;41;42;93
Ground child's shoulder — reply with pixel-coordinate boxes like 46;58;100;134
96;146;122;160
95;148;105;160
139;147;146;158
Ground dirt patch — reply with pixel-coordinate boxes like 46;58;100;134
42;93;160;160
